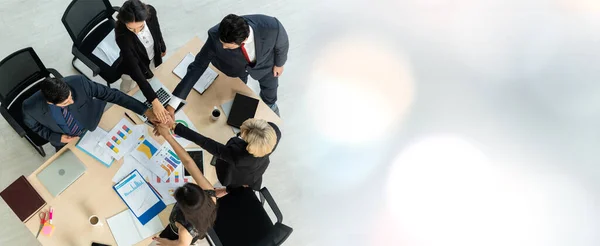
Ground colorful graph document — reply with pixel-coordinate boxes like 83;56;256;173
76;128;114;167
107;209;163;246
149;163;188;205
113;170;165;225
172;111;198;147
100;118;146;160
131;139;183;180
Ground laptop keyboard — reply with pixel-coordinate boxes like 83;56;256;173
143;88;170;109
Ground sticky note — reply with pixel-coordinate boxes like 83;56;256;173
41;223;55;236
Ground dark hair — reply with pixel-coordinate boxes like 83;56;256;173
40;78;71;104
218;14;250;45
117;0;150;23
174;183;217;237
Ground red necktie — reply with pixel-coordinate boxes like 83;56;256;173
240;43;251;63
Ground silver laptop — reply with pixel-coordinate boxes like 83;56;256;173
131;77;186;123
37;150;86;197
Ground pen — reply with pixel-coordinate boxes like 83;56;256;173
147;182;163;199
48;207;53;224
124;112;137;124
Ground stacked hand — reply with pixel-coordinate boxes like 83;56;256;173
151;99;171;124
152;122;174;137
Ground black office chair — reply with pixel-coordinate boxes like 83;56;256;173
0;47;64;157
61;0;122;87
207;187;293;246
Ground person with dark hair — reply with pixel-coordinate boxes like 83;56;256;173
115;0;170;123
22;75;155;152
168;14;289;116
151;123;218;245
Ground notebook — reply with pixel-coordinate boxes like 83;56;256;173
227;93;259;128
107;209;163;246
0;175;46;222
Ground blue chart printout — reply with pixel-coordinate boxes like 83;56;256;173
114;170;162;218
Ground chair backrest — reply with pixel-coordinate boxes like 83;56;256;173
0;47;49;106
213;188;280;245
61;0;115;46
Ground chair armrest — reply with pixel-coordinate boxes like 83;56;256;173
0;106;26;137
47;68;63;78
113;6;120;11
206;228;223;246
72;45;101;76
260;187;283;223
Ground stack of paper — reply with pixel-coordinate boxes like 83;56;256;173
76;129;114;167
100;118;146;160
173;53;218;94
107;209;163;246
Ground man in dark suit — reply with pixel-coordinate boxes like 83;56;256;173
22;75;154;151
167;14;289;116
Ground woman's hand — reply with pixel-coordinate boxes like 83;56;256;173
152;236;177;246
151;100;170;124
215;187;228;198
153;123;172;137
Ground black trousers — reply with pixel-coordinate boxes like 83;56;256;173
52;143;65;152
239;72;279;106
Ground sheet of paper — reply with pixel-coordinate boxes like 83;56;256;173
192;66;218;94
172;111;198;147
131;139;184;180
114;172;160;217
107;209;163;246
220;100;240;135
173;53;194;78
100;119;146;160
152;181;186;205
112;155;153;183
76;128;114;167
91;30;120;66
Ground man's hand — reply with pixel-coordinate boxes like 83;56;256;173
151;100;170;124
143;109;158;123
273;65;284;77
60;135;75;143
165;105;176;122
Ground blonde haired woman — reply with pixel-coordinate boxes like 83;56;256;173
162;118;281;194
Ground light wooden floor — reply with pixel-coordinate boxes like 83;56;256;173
2;0;600;246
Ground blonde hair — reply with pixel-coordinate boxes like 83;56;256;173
240;118;277;157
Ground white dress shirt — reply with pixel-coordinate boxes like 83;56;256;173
243;26;257;63
136;21;154;60
168;26;256;109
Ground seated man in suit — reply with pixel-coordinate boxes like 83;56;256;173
167;14;289;117
22;75;155;151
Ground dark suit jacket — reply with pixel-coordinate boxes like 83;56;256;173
115;4;166;102
172;14;289;99
174;122;281;190
22;75;148;146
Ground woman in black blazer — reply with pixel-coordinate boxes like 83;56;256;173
115;0;169;123
157;118;281;194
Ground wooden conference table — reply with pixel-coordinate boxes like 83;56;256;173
23;37;281;246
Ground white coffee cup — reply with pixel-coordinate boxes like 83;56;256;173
211;106;221;121
89;215;103;227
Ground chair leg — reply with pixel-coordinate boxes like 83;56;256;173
25;135;46;157
71;57;92;80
